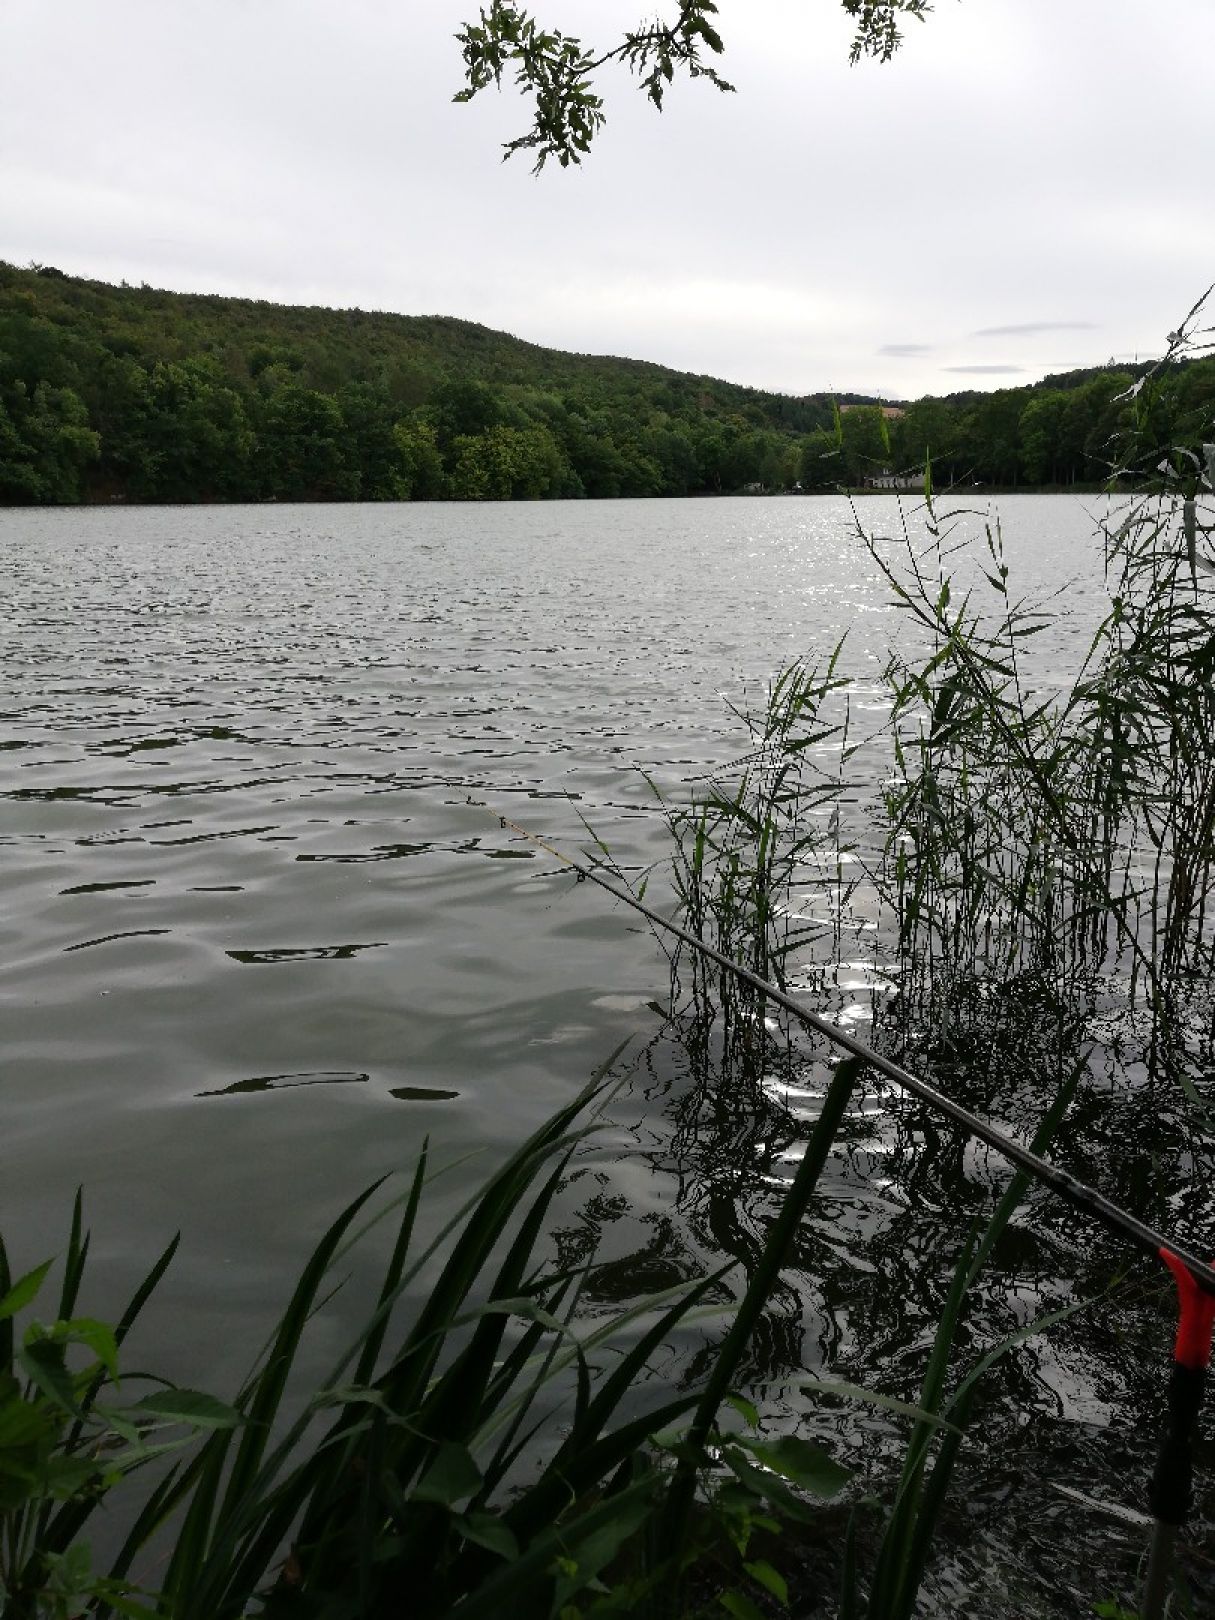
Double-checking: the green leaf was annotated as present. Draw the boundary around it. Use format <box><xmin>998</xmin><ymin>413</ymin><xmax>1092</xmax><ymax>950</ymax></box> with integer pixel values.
<box><xmin>725</xmin><ymin>1393</ymin><xmax>760</xmax><ymax>1430</ymax></box>
<box><xmin>17</xmin><ymin>1340</ymin><xmax>84</xmax><ymax>1418</ymax></box>
<box><xmin>39</xmin><ymin>1451</ymin><xmax>107</xmax><ymax>1499</ymax></box>
<box><xmin>720</xmin><ymin>1450</ymin><xmax>816</xmax><ymax>1524</ymax></box>
<box><xmin>798</xmin><ymin>1379</ymin><xmax>961</xmax><ymax>1433</ymax></box>
<box><xmin>454</xmin><ymin>1510</ymin><xmax>519</xmax><ymax>1560</ymax></box>
<box><xmin>719</xmin><ymin>1592</ymin><xmax>766</xmax><ymax>1620</ymax></box>
<box><xmin>412</xmin><ymin>1441</ymin><xmax>482</xmax><ymax>1506</ymax></box>
<box><xmin>456</xmin><ymin>1296</ymin><xmax>568</xmax><ymax>1335</ymax></box>
<box><xmin>130</xmin><ymin>1388</ymin><xmax>244</xmax><ymax>1430</ymax></box>
<box><xmin>738</xmin><ymin>1434</ymin><xmax>851</xmax><ymax>1499</ymax></box>
<box><xmin>91</xmin><ymin>1585</ymin><xmax>158</xmax><ymax>1620</ymax></box>
<box><xmin>61</xmin><ymin>1317</ymin><xmax>120</xmax><ymax>1381</ymax></box>
<box><xmin>0</xmin><ymin>1383</ymin><xmax>55</xmax><ymax>1448</ymax></box>
<box><xmin>744</xmin><ymin>1559</ymin><xmax>789</xmax><ymax>1605</ymax></box>
<box><xmin>0</xmin><ymin>1260</ymin><xmax>53</xmax><ymax>1320</ymax></box>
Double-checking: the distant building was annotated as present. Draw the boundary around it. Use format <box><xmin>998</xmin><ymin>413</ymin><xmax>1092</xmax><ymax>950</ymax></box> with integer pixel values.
<box><xmin>839</xmin><ymin>403</ymin><xmax>906</xmax><ymax>421</ymax></box>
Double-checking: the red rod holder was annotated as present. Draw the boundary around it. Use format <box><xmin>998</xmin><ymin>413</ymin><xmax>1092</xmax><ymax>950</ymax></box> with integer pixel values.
<box><xmin>1160</xmin><ymin>1248</ymin><xmax>1215</xmax><ymax>1372</ymax></box>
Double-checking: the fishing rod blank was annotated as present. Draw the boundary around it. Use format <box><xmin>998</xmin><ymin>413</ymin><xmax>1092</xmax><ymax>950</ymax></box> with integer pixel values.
<box><xmin>494</xmin><ymin>812</ymin><xmax>1215</xmax><ymax>1297</ymax></box>
<box><xmin>493</xmin><ymin>810</ymin><xmax>1214</xmax><ymax>1618</ymax></box>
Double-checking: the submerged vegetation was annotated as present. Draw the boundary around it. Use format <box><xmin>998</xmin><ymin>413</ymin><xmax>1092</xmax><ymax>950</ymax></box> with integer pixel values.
<box><xmin>2</xmin><ymin>305</ymin><xmax>1214</xmax><ymax>1619</ymax></box>
<box><xmin>3</xmin><ymin>261</ymin><xmax>1215</xmax><ymax>507</ymax></box>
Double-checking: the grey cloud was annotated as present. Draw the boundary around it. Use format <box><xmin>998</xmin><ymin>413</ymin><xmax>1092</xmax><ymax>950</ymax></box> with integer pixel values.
<box><xmin>945</xmin><ymin>365</ymin><xmax>1026</xmax><ymax>375</ymax></box>
<box><xmin>973</xmin><ymin>321</ymin><xmax>1100</xmax><ymax>337</ymax></box>
<box><xmin>1</xmin><ymin>0</ymin><xmax>1210</xmax><ymax>400</ymax></box>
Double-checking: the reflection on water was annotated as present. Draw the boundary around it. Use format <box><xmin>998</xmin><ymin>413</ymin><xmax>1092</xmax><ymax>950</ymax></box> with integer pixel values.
<box><xmin>570</xmin><ymin>985</ymin><xmax>1213</xmax><ymax>1615</ymax></box>
<box><xmin>197</xmin><ymin>1070</ymin><xmax>370</xmax><ymax>1097</ymax></box>
<box><xmin>2</xmin><ymin>496</ymin><xmax>1198</xmax><ymax>1615</ymax></box>
<box><xmin>64</xmin><ymin>926</ymin><xmax>172</xmax><ymax>952</ymax></box>
<box><xmin>225</xmin><ymin>943</ymin><xmax>388</xmax><ymax>963</ymax></box>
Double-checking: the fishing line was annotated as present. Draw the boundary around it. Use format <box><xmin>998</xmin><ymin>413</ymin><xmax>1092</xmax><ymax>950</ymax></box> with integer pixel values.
<box><xmin>492</xmin><ymin>811</ymin><xmax>1215</xmax><ymax>1298</ymax></box>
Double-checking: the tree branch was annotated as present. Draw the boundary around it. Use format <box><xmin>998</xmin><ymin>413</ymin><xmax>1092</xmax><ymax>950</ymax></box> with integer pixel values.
<box><xmin>454</xmin><ymin>1</ymin><xmax>934</xmax><ymax>171</ymax></box>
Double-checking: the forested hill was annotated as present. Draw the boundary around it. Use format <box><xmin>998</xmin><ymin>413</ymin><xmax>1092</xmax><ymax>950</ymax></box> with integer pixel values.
<box><xmin>0</xmin><ymin>262</ymin><xmax>849</xmax><ymax>504</ymax></box>
<box><xmin>2</xmin><ymin>261</ymin><xmax>1213</xmax><ymax>504</ymax></box>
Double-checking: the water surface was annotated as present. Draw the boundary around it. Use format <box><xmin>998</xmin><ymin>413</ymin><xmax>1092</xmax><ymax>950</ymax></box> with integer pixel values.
<box><xmin>6</xmin><ymin>495</ymin><xmax>1182</xmax><ymax>1615</ymax></box>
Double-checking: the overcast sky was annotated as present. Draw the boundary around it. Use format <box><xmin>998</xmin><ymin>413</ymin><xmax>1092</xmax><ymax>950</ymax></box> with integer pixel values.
<box><xmin>3</xmin><ymin>0</ymin><xmax>1213</xmax><ymax>399</ymax></box>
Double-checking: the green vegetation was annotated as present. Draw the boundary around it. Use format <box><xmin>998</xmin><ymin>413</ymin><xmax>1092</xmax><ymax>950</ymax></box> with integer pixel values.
<box><xmin>454</xmin><ymin>1</ymin><xmax>933</xmax><ymax>171</ymax></box>
<box><xmin>648</xmin><ymin>310</ymin><xmax>1215</xmax><ymax>1614</ymax></box>
<box><xmin>0</xmin><ymin>261</ymin><xmax>838</xmax><ymax>506</ymax></box>
<box><xmin>0</xmin><ymin>1054</ymin><xmax>877</xmax><ymax>1619</ymax></box>
<box><xmin>4</xmin><ymin>262</ymin><xmax>1214</xmax><ymax>508</ymax></box>
<box><xmin>4</xmin><ymin>311</ymin><xmax>1210</xmax><ymax>1620</ymax></box>
<box><xmin>804</xmin><ymin>358</ymin><xmax>1215</xmax><ymax>490</ymax></box>
<box><xmin>0</xmin><ymin>1053</ymin><xmax>1081</xmax><ymax>1620</ymax></box>
<box><xmin>670</xmin><ymin>312</ymin><xmax>1215</xmax><ymax>1103</ymax></box>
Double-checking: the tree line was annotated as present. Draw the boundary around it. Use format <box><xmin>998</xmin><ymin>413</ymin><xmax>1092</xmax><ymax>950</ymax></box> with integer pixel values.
<box><xmin>2</xmin><ymin>262</ymin><xmax>1212</xmax><ymax>505</ymax></box>
<box><xmin>806</xmin><ymin>363</ymin><xmax>1215</xmax><ymax>492</ymax></box>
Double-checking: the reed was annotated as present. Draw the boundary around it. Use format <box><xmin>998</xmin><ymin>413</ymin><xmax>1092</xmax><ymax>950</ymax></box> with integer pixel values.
<box><xmin>5</xmin><ymin>301</ymin><xmax>1212</xmax><ymax>1620</ymax></box>
<box><xmin>658</xmin><ymin>646</ymin><xmax>858</xmax><ymax>1081</ymax></box>
<box><xmin>658</xmin><ymin>296</ymin><xmax>1215</xmax><ymax>1614</ymax></box>
<box><xmin>0</xmin><ymin>1055</ymin><xmax>873</xmax><ymax>1620</ymax></box>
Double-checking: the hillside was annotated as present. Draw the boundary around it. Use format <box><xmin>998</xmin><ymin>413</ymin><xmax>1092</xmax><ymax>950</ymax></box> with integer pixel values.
<box><xmin>1</xmin><ymin>262</ymin><xmax>1212</xmax><ymax>503</ymax></box>
<box><xmin>0</xmin><ymin>262</ymin><xmax>851</xmax><ymax>503</ymax></box>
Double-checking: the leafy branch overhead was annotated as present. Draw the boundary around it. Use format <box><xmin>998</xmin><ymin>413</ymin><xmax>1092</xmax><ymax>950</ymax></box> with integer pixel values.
<box><xmin>454</xmin><ymin>1</ymin><xmax>934</xmax><ymax>170</ymax></box>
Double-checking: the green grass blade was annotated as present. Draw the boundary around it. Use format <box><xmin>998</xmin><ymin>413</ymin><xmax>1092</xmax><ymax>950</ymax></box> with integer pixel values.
<box><xmin>57</xmin><ymin>1188</ymin><xmax>87</xmax><ymax>1321</ymax></box>
<box><xmin>448</xmin><ymin>1475</ymin><xmax>662</xmax><ymax>1620</ymax></box>
<box><xmin>353</xmin><ymin>1147</ymin><xmax>427</xmax><ymax>1388</ymax></box>
<box><xmin>662</xmin><ymin>1055</ymin><xmax>861</xmax><ymax>1552</ymax></box>
<box><xmin>0</xmin><ymin>1230</ymin><xmax>11</xmax><ymax>1375</ymax></box>
<box><xmin>216</xmin><ymin>1181</ymin><xmax>385</xmax><ymax>1526</ymax></box>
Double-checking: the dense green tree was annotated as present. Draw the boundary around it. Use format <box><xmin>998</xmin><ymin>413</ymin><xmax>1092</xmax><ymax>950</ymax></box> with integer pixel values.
<box><xmin>1018</xmin><ymin>391</ymin><xmax>1069</xmax><ymax>485</ymax></box>
<box><xmin>0</xmin><ymin>379</ymin><xmax>98</xmax><ymax>503</ymax></box>
<box><xmin>256</xmin><ymin>386</ymin><xmax>358</xmax><ymax>501</ymax></box>
<box><xmin>428</xmin><ymin>378</ymin><xmax>504</xmax><ymax>446</ymax></box>
<box><xmin>1</xmin><ymin>262</ymin><xmax>1212</xmax><ymax>506</ymax></box>
<box><xmin>128</xmin><ymin>359</ymin><xmax>254</xmax><ymax>501</ymax></box>
<box><xmin>447</xmin><ymin>423</ymin><xmax>571</xmax><ymax>499</ymax></box>
<box><xmin>393</xmin><ymin>420</ymin><xmax>447</xmax><ymax>499</ymax></box>
<box><xmin>800</xmin><ymin>426</ymin><xmax>842</xmax><ymax>489</ymax></box>
<box><xmin>559</xmin><ymin>411</ymin><xmax>659</xmax><ymax>497</ymax></box>
<box><xmin>337</xmin><ymin>382</ymin><xmax>410</xmax><ymax>500</ymax></box>
<box><xmin>961</xmin><ymin>390</ymin><xmax>1024</xmax><ymax>485</ymax></box>
<box><xmin>1078</xmin><ymin>373</ymin><xmax>1133</xmax><ymax>479</ymax></box>
<box><xmin>651</xmin><ymin>420</ymin><xmax>700</xmax><ymax>495</ymax></box>
<box><xmin>838</xmin><ymin>405</ymin><xmax>889</xmax><ymax>484</ymax></box>
<box><xmin>693</xmin><ymin>423</ymin><xmax>729</xmax><ymax>491</ymax></box>
<box><xmin>890</xmin><ymin>397</ymin><xmax>956</xmax><ymax>480</ymax></box>
<box><xmin>0</xmin><ymin>396</ymin><xmax>44</xmax><ymax>501</ymax></box>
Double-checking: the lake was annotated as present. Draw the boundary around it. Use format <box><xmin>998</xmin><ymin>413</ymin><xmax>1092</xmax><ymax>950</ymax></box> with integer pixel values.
<box><xmin>0</xmin><ymin>494</ymin><xmax>1185</xmax><ymax>1614</ymax></box>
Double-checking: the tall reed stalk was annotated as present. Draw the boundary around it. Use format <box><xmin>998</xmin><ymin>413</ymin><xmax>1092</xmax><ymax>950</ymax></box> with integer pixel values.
<box><xmin>659</xmin><ymin>294</ymin><xmax>1215</xmax><ymax>1614</ymax></box>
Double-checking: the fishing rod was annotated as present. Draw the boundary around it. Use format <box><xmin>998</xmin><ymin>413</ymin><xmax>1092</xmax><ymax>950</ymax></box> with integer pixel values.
<box><xmin>494</xmin><ymin>809</ymin><xmax>1214</xmax><ymax>1619</ymax></box>
<box><xmin>494</xmin><ymin>811</ymin><xmax>1215</xmax><ymax>1297</ymax></box>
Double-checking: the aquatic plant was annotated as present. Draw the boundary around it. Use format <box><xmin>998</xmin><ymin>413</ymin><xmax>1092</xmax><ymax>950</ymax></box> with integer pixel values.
<box><xmin>659</xmin><ymin>647</ymin><xmax>858</xmax><ymax>1080</ymax></box>
<box><xmin>0</xmin><ymin>1054</ymin><xmax>878</xmax><ymax>1619</ymax></box>
<box><xmin>656</xmin><ymin>296</ymin><xmax>1215</xmax><ymax>1614</ymax></box>
<box><xmin>0</xmin><ymin>1197</ymin><xmax>240</xmax><ymax>1619</ymax></box>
